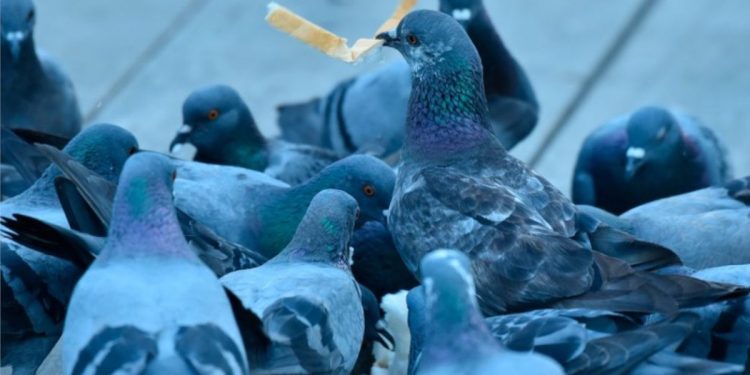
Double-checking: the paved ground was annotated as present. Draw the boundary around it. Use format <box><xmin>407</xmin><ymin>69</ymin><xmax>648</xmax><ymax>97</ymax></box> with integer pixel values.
<box><xmin>33</xmin><ymin>0</ymin><xmax>750</xmax><ymax>195</ymax></box>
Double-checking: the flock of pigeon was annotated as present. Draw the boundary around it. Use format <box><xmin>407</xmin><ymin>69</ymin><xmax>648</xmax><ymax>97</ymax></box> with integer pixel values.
<box><xmin>1</xmin><ymin>0</ymin><xmax>749</xmax><ymax>374</ymax></box>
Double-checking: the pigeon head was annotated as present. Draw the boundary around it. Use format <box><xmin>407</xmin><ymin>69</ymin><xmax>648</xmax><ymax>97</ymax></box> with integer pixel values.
<box><xmin>63</xmin><ymin>123</ymin><xmax>139</xmax><ymax>183</ymax></box>
<box><xmin>106</xmin><ymin>153</ymin><xmax>189</xmax><ymax>257</ymax></box>
<box><xmin>171</xmin><ymin>84</ymin><xmax>264</xmax><ymax>155</ymax></box>
<box><xmin>303</xmin><ymin>155</ymin><xmax>395</xmax><ymax>226</ymax></box>
<box><xmin>624</xmin><ymin>106</ymin><xmax>682</xmax><ymax>180</ymax></box>
<box><xmin>1</xmin><ymin>0</ymin><xmax>35</xmax><ymax>62</ymax></box>
<box><xmin>438</xmin><ymin>0</ymin><xmax>484</xmax><ymax>26</ymax></box>
<box><xmin>377</xmin><ymin>10</ymin><xmax>482</xmax><ymax>76</ymax></box>
<box><xmin>420</xmin><ymin>249</ymin><xmax>480</xmax><ymax>323</ymax></box>
<box><xmin>377</xmin><ymin>10</ymin><xmax>490</xmax><ymax>159</ymax></box>
<box><xmin>276</xmin><ymin>189</ymin><xmax>359</xmax><ymax>268</ymax></box>
<box><xmin>417</xmin><ymin>250</ymin><xmax>500</xmax><ymax>367</ymax></box>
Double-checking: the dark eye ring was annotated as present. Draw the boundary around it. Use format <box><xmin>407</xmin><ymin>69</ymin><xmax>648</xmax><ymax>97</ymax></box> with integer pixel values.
<box><xmin>128</xmin><ymin>146</ymin><xmax>138</xmax><ymax>155</ymax></box>
<box><xmin>406</xmin><ymin>34</ymin><xmax>419</xmax><ymax>45</ymax></box>
<box><xmin>27</xmin><ymin>10</ymin><xmax>35</xmax><ymax>21</ymax></box>
<box><xmin>207</xmin><ymin>109</ymin><xmax>220</xmax><ymax>120</ymax></box>
<box><xmin>363</xmin><ymin>184</ymin><xmax>375</xmax><ymax>197</ymax></box>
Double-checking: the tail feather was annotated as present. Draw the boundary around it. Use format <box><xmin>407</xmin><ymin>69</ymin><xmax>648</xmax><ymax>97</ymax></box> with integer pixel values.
<box><xmin>565</xmin><ymin>314</ymin><xmax>699</xmax><ymax>375</ymax></box>
<box><xmin>277</xmin><ymin>98</ymin><xmax>324</xmax><ymax>147</ymax></box>
<box><xmin>1</xmin><ymin>214</ymin><xmax>98</xmax><ymax>268</ymax></box>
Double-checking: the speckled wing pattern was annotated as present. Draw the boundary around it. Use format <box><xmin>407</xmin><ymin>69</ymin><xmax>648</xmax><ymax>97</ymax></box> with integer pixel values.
<box><xmin>391</xmin><ymin>151</ymin><xmax>594</xmax><ymax>314</ymax></box>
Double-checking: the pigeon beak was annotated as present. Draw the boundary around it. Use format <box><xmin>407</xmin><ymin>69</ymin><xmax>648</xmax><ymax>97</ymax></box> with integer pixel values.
<box><xmin>5</xmin><ymin>31</ymin><xmax>26</xmax><ymax>61</ymax></box>
<box><xmin>169</xmin><ymin>124</ymin><xmax>193</xmax><ymax>153</ymax></box>
<box><xmin>624</xmin><ymin>147</ymin><xmax>646</xmax><ymax>180</ymax></box>
<box><xmin>375</xmin><ymin>28</ymin><xmax>399</xmax><ymax>47</ymax></box>
<box><xmin>451</xmin><ymin>8</ymin><xmax>473</xmax><ymax>27</ymax></box>
<box><xmin>375</xmin><ymin>324</ymin><xmax>395</xmax><ymax>351</ymax></box>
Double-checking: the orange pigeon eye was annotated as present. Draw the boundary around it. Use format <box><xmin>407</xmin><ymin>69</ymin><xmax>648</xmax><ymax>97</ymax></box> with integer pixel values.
<box><xmin>406</xmin><ymin>34</ymin><xmax>419</xmax><ymax>45</ymax></box>
<box><xmin>128</xmin><ymin>146</ymin><xmax>138</xmax><ymax>155</ymax></box>
<box><xmin>363</xmin><ymin>184</ymin><xmax>376</xmax><ymax>197</ymax></box>
<box><xmin>207</xmin><ymin>109</ymin><xmax>220</xmax><ymax>121</ymax></box>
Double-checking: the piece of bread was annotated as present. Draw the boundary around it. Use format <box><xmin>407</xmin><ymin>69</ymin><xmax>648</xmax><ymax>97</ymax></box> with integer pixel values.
<box><xmin>266</xmin><ymin>0</ymin><xmax>416</xmax><ymax>63</ymax></box>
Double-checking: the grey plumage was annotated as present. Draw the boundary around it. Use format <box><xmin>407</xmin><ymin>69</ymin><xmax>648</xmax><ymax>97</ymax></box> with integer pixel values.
<box><xmin>578</xmin><ymin>176</ymin><xmax>750</xmax><ymax>269</ymax></box>
<box><xmin>0</xmin><ymin>124</ymin><xmax>137</xmax><ymax>374</ymax></box>
<box><xmin>3</xmin><ymin>145</ymin><xmax>268</xmax><ymax>278</ymax></box>
<box><xmin>62</xmin><ymin>153</ymin><xmax>248</xmax><ymax>374</ymax></box>
<box><xmin>1</xmin><ymin>0</ymin><xmax>81</xmax><ymax>138</ymax></box>
<box><xmin>220</xmin><ymin>189</ymin><xmax>364</xmax><ymax>374</ymax></box>
<box><xmin>174</xmin><ymin>154</ymin><xmax>395</xmax><ymax>258</ymax></box>
<box><xmin>383</xmin><ymin>10</ymin><xmax>745</xmax><ymax>317</ymax></box>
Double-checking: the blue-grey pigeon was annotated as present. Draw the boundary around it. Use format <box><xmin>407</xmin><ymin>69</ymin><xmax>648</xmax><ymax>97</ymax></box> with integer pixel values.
<box><xmin>62</xmin><ymin>153</ymin><xmax>249</xmax><ymax>374</ymax></box>
<box><xmin>220</xmin><ymin>189</ymin><xmax>364</xmax><ymax>374</ymax></box>
<box><xmin>277</xmin><ymin>0</ymin><xmax>537</xmax><ymax>157</ymax></box>
<box><xmin>572</xmin><ymin>106</ymin><xmax>732</xmax><ymax>214</ymax></box>
<box><xmin>170</xmin><ymin>84</ymin><xmax>340</xmax><ymax>185</ymax></box>
<box><xmin>1</xmin><ymin>0</ymin><xmax>81</xmax><ymax>138</ymax></box>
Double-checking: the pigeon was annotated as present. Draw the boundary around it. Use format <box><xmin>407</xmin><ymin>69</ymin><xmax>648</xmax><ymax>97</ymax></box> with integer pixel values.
<box><xmin>572</xmin><ymin>106</ymin><xmax>732</xmax><ymax>214</ymax></box>
<box><xmin>170</xmin><ymin>84</ymin><xmax>339</xmax><ymax>185</ymax></box>
<box><xmin>220</xmin><ymin>189</ymin><xmax>365</xmax><ymax>374</ymax></box>
<box><xmin>278</xmin><ymin>0</ymin><xmax>537</xmax><ymax>157</ymax></box>
<box><xmin>174</xmin><ymin>154</ymin><xmax>395</xmax><ymax>258</ymax></box>
<box><xmin>408</xmin><ymin>277</ymin><xmax>742</xmax><ymax>375</ymax></box>
<box><xmin>380</xmin><ymin>10</ymin><xmax>746</xmax><ymax>316</ymax></box>
<box><xmin>62</xmin><ymin>153</ymin><xmax>249</xmax><ymax>374</ymax></box>
<box><xmin>1</xmin><ymin>0</ymin><xmax>81</xmax><ymax>138</ymax></box>
<box><xmin>0</xmin><ymin>124</ymin><xmax>137</xmax><ymax>373</ymax></box>
<box><xmin>409</xmin><ymin>249</ymin><xmax>563</xmax><ymax>375</ymax></box>
<box><xmin>351</xmin><ymin>220</ymin><xmax>418</xmax><ymax>300</ymax></box>
<box><xmin>577</xmin><ymin>175</ymin><xmax>750</xmax><ymax>269</ymax></box>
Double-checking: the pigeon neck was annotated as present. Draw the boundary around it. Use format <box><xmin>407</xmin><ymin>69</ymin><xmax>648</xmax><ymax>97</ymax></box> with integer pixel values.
<box><xmin>273</xmin><ymin>215</ymin><xmax>352</xmax><ymax>270</ymax></box>
<box><xmin>424</xmin><ymin>285</ymin><xmax>498</xmax><ymax>354</ymax></box>
<box><xmin>404</xmin><ymin>64</ymin><xmax>494</xmax><ymax>161</ymax></box>
<box><xmin>104</xmin><ymin>175</ymin><xmax>191</xmax><ymax>260</ymax></box>
<box><xmin>1</xmin><ymin>37</ymin><xmax>44</xmax><ymax>89</ymax></box>
<box><xmin>221</xmin><ymin>137</ymin><xmax>269</xmax><ymax>172</ymax></box>
<box><xmin>255</xmin><ymin>186</ymin><xmax>313</xmax><ymax>257</ymax></box>
<box><xmin>465</xmin><ymin>7</ymin><xmax>529</xmax><ymax>100</ymax></box>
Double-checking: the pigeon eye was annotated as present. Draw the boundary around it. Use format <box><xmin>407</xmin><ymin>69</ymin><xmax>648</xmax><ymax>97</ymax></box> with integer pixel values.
<box><xmin>27</xmin><ymin>10</ymin><xmax>35</xmax><ymax>21</ymax></box>
<box><xmin>207</xmin><ymin>109</ymin><xmax>220</xmax><ymax>121</ymax></box>
<box><xmin>406</xmin><ymin>34</ymin><xmax>419</xmax><ymax>46</ymax></box>
<box><xmin>127</xmin><ymin>146</ymin><xmax>138</xmax><ymax>155</ymax></box>
<box><xmin>363</xmin><ymin>184</ymin><xmax>376</xmax><ymax>197</ymax></box>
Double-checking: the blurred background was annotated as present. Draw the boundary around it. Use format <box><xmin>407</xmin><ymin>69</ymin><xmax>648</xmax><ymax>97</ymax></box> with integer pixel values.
<box><xmin>33</xmin><ymin>0</ymin><xmax>749</xmax><ymax>193</ymax></box>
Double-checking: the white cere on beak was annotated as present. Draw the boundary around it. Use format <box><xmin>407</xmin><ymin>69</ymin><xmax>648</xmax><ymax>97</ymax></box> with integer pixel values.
<box><xmin>626</xmin><ymin>147</ymin><xmax>646</xmax><ymax>159</ymax></box>
<box><xmin>387</xmin><ymin>28</ymin><xmax>397</xmax><ymax>39</ymax></box>
<box><xmin>452</xmin><ymin>9</ymin><xmax>472</xmax><ymax>21</ymax></box>
<box><xmin>177</xmin><ymin>124</ymin><xmax>193</xmax><ymax>134</ymax></box>
<box><xmin>5</xmin><ymin>31</ymin><xmax>26</xmax><ymax>42</ymax></box>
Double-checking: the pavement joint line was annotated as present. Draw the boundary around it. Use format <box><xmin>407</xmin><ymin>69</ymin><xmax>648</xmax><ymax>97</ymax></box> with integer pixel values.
<box><xmin>83</xmin><ymin>0</ymin><xmax>211</xmax><ymax>122</ymax></box>
<box><xmin>528</xmin><ymin>0</ymin><xmax>659</xmax><ymax>168</ymax></box>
